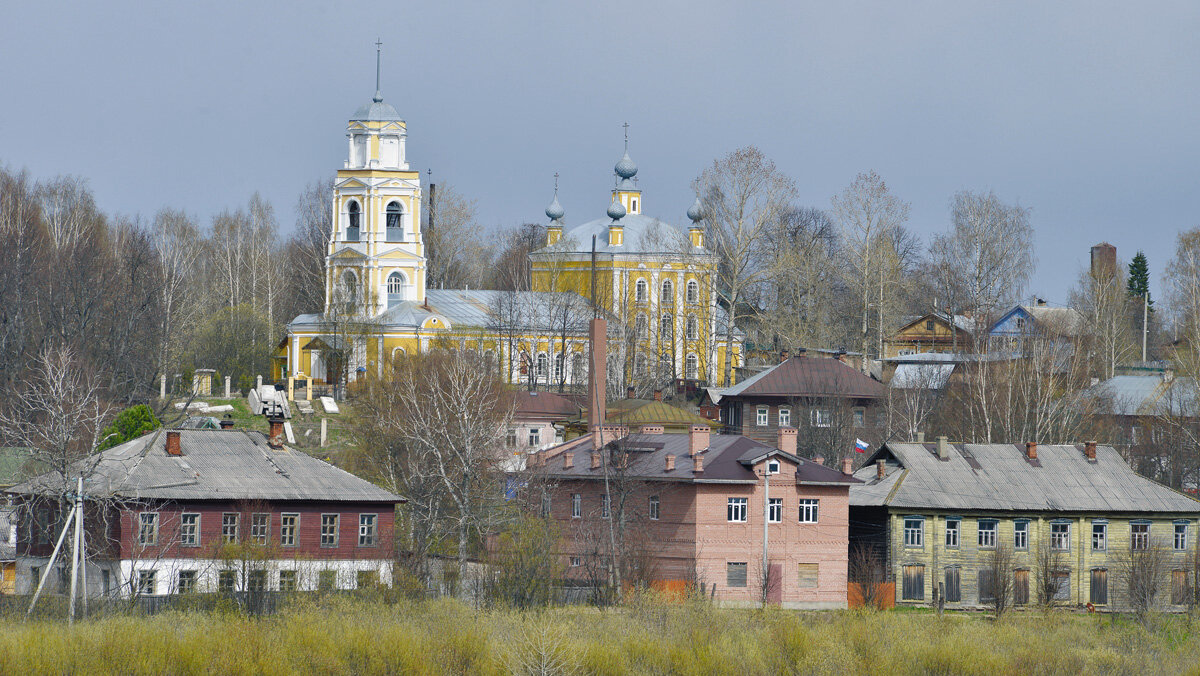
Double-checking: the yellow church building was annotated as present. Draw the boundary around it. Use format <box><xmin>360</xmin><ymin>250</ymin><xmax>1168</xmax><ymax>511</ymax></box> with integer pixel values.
<box><xmin>280</xmin><ymin>75</ymin><xmax>742</xmax><ymax>393</ymax></box>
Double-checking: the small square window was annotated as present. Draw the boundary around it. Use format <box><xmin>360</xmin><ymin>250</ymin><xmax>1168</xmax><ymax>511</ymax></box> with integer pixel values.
<box><xmin>177</xmin><ymin>570</ymin><xmax>196</xmax><ymax>594</ymax></box>
<box><xmin>278</xmin><ymin>570</ymin><xmax>297</xmax><ymax>592</ymax></box>
<box><xmin>247</xmin><ymin>570</ymin><xmax>268</xmax><ymax>592</ymax></box>
<box><xmin>569</xmin><ymin>556</ymin><xmax>582</xmax><ymax>567</ymax></box>
<box><xmin>218</xmin><ymin>570</ymin><xmax>237</xmax><ymax>593</ymax></box>
<box><xmin>797</xmin><ymin>563</ymin><xmax>818</xmax><ymax>588</ymax></box>
<box><xmin>136</xmin><ymin>570</ymin><xmax>156</xmax><ymax>596</ymax></box>
<box><xmin>767</xmin><ymin>460</ymin><xmax>780</xmax><ymax>474</ymax></box>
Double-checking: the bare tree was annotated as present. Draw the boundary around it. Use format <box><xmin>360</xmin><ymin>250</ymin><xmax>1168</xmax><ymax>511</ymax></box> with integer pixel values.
<box><xmin>696</xmin><ymin>147</ymin><xmax>798</xmax><ymax>383</ymax></box>
<box><xmin>1033</xmin><ymin>540</ymin><xmax>1067</xmax><ymax>609</ymax></box>
<box><xmin>151</xmin><ymin>209</ymin><xmax>200</xmax><ymax>380</ymax></box>
<box><xmin>1117</xmin><ymin>535</ymin><xmax>1170</xmax><ymax>626</ymax></box>
<box><xmin>981</xmin><ymin>544</ymin><xmax>1016</xmax><ymax>618</ymax></box>
<box><xmin>848</xmin><ymin>541</ymin><xmax>888</xmax><ymax>610</ymax></box>
<box><xmin>423</xmin><ymin>183</ymin><xmax>491</xmax><ymax>291</ymax></box>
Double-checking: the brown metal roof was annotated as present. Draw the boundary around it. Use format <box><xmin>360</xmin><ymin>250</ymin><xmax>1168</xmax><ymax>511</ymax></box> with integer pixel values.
<box><xmin>723</xmin><ymin>356</ymin><xmax>885</xmax><ymax>399</ymax></box>
<box><xmin>509</xmin><ymin>390</ymin><xmax>582</xmax><ymax>419</ymax></box>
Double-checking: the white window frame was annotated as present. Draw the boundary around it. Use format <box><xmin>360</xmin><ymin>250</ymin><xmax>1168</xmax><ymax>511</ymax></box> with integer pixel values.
<box><xmin>138</xmin><ymin>512</ymin><xmax>158</xmax><ymax>546</ymax></box>
<box><xmin>778</xmin><ymin>408</ymin><xmax>791</xmax><ymax>427</ymax></box>
<box><xmin>180</xmin><ymin>513</ymin><xmax>200</xmax><ymax>547</ymax></box>
<box><xmin>686</xmin><ymin>279</ymin><xmax>699</xmax><ymax>304</ymax></box>
<box><xmin>505</xmin><ymin>428</ymin><xmax>517</xmax><ymax>448</ymax></box>
<box><xmin>978</xmin><ymin>520</ymin><xmax>998</xmax><ymax>549</ymax></box>
<box><xmin>811</xmin><ymin>409</ymin><xmax>832</xmax><ymax>428</ymax></box>
<box><xmin>767</xmin><ymin>459</ymin><xmax>780</xmax><ymax>474</ymax></box>
<box><xmin>251</xmin><ymin>512</ymin><xmax>270</xmax><ymax>545</ymax></box>
<box><xmin>635</xmin><ymin>279</ymin><xmax>648</xmax><ymax>302</ymax></box>
<box><xmin>571</xmin><ymin>493</ymin><xmax>581</xmax><ymax>519</ymax></box>
<box><xmin>649</xmin><ymin>495</ymin><xmax>660</xmax><ymax>521</ymax></box>
<box><xmin>756</xmin><ymin>407</ymin><xmax>769</xmax><ymax>427</ymax></box>
<box><xmin>1131</xmin><ymin>522</ymin><xmax>1150</xmax><ymax>551</ymax></box>
<box><xmin>727</xmin><ymin>497</ymin><xmax>748</xmax><ymax>523</ymax></box>
<box><xmin>799</xmin><ymin>499</ymin><xmax>819</xmax><ymax>524</ymax></box>
<box><xmin>1014</xmin><ymin>521</ymin><xmax>1029</xmax><ymax>550</ymax></box>
<box><xmin>177</xmin><ymin>569</ymin><xmax>196</xmax><ymax>594</ymax></box>
<box><xmin>359</xmin><ymin>513</ymin><xmax>378</xmax><ymax>547</ymax></box>
<box><xmin>136</xmin><ymin>569</ymin><xmax>156</xmax><ymax>596</ymax></box>
<box><xmin>904</xmin><ymin>518</ymin><xmax>924</xmax><ymax>547</ymax></box>
<box><xmin>1175</xmin><ymin>523</ymin><xmax>1189</xmax><ymax>551</ymax></box>
<box><xmin>768</xmin><ymin>498</ymin><xmax>782</xmax><ymax>523</ymax></box>
<box><xmin>601</xmin><ymin>494</ymin><xmax>610</xmax><ymax>519</ymax></box>
<box><xmin>1092</xmin><ymin>522</ymin><xmax>1107</xmax><ymax>552</ymax></box>
<box><xmin>528</xmin><ymin>427</ymin><xmax>541</xmax><ymax>447</ymax></box>
<box><xmin>221</xmin><ymin>512</ymin><xmax>239</xmax><ymax>543</ymax></box>
<box><xmin>945</xmin><ymin>519</ymin><xmax>960</xmax><ymax>548</ymax></box>
<box><xmin>1050</xmin><ymin>522</ymin><xmax>1071</xmax><ymax>551</ymax></box>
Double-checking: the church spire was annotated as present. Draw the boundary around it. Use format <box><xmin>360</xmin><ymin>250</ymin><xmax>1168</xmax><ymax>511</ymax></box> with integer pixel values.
<box><xmin>373</xmin><ymin>38</ymin><xmax>383</xmax><ymax>103</ymax></box>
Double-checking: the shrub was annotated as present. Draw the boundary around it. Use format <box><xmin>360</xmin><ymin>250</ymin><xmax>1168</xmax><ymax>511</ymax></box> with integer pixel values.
<box><xmin>97</xmin><ymin>404</ymin><xmax>160</xmax><ymax>451</ymax></box>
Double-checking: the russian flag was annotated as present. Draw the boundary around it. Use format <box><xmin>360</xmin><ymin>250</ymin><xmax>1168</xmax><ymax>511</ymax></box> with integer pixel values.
<box><xmin>854</xmin><ymin>438</ymin><xmax>870</xmax><ymax>453</ymax></box>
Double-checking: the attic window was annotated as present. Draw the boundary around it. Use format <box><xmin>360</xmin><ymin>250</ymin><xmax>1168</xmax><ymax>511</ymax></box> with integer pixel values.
<box><xmin>925</xmin><ymin>320</ymin><xmax>934</xmax><ymax>331</ymax></box>
<box><xmin>767</xmin><ymin>460</ymin><xmax>780</xmax><ymax>474</ymax></box>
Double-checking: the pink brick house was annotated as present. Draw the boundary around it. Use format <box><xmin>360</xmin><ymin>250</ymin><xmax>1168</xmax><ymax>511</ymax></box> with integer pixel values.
<box><xmin>531</xmin><ymin>424</ymin><xmax>859</xmax><ymax>608</ymax></box>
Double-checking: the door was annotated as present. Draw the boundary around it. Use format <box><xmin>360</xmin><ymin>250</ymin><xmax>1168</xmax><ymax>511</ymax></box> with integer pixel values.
<box><xmin>767</xmin><ymin>563</ymin><xmax>783</xmax><ymax>605</ymax></box>
<box><xmin>1014</xmin><ymin>569</ymin><xmax>1029</xmax><ymax>605</ymax></box>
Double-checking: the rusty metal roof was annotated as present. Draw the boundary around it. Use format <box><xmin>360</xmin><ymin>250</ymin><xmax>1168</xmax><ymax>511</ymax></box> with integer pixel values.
<box><xmin>722</xmin><ymin>356</ymin><xmax>885</xmax><ymax>399</ymax></box>
<box><xmin>510</xmin><ymin>390</ymin><xmax>582</xmax><ymax>419</ymax></box>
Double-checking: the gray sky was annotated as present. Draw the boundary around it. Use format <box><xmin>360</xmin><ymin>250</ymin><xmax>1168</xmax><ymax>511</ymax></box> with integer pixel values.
<box><xmin>3</xmin><ymin>1</ymin><xmax>1198</xmax><ymax>303</ymax></box>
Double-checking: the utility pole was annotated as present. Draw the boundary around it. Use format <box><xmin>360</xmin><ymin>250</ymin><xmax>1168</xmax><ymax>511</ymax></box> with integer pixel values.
<box><xmin>1142</xmin><ymin>293</ymin><xmax>1149</xmax><ymax>362</ymax></box>
<box><xmin>761</xmin><ymin>467</ymin><xmax>770</xmax><ymax>608</ymax></box>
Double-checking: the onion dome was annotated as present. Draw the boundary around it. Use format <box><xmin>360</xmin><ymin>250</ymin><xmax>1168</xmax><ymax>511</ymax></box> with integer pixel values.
<box><xmin>614</xmin><ymin>150</ymin><xmax>638</xmax><ymax>180</ymax></box>
<box><xmin>607</xmin><ymin>196</ymin><xmax>627</xmax><ymax>221</ymax></box>
<box><xmin>545</xmin><ymin>195</ymin><xmax>565</xmax><ymax>222</ymax></box>
<box><xmin>687</xmin><ymin>196</ymin><xmax>704</xmax><ymax>223</ymax></box>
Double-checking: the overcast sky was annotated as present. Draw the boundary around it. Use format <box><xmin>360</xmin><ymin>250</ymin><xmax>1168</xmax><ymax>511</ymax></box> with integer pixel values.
<box><xmin>3</xmin><ymin>2</ymin><xmax>1197</xmax><ymax>303</ymax></box>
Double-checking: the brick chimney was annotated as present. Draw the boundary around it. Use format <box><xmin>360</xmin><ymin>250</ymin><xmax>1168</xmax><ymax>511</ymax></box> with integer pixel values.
<box><xmin>777</xmin><ymin>427</ymin><xmax>797</xmax><ymax>456</ymax></box>
<box><xmin>1025</xmin><ymin>441</ymin><xmax>1038</xmax><ymax>460</ymax></box>
<box><xmin>587</xmin><ymin>318</ymin><xmax>607</xmax><ymax>450</ymax></box>
<box><xmin>165</xmin><ymin>430</ymin><xmax>182</xmax><ymax>456</ymax></box>
<box><xmin>219</xmin><ymin>418</ymin><xmax>235</xmax><ymax>430</ymax></box>
<box><xmin>841</xmin><ymin>457</ymin><xmax>853</xmax><ymax>475</ymax></box>
<box><xmin>653</xmin><ymin>389</ymin><xmax>663</xmax><ymax>402</ymax></box>
<box><xmin>268</xmin><ymin>418</ymin><xmax>284</xmax><ymax>449</ymax></box>
<box><xmin>640</xmin><ymin>424</ymin><xmax>664</xmax><ymax>435</ymax></box>
<box><xmin>936</xmin><ymin>435</ymin><xmax>950</xmax><ymax>461</ymax></box>
<box><xmin>665</xmin><ymin>454</ymin><xmax>675</xmax><ymax>471</ymax></box>
<box><xmin>563</xmin><ymin>452</ymin><xmax>574</xmax><ymax>469</ymax></box>
<box><xmin>813</xmin><ymin>456</ymin><xmax>825</xmax><ymax>466</ymax></box>
<box><xmin>692</xmin><ymin>454</ymin><xmax>704</xmax><ymax>473</ymax></box>
<box><xmin>780</xmin><ymin>349</ymin><xmax>790</xmax><ymax>363</ymax></box>
<box><xmin>591</xmin><ymin>451</ymin><xmax>601</xmax><ymax>469</ymax></box>
<box><xmin>626</xmin><ymin>386</ymin><xmax>636</xmax><ymax>399</ymax></box>
<box><xmin>601</xmin><ymin>425</ymin><xmax>628</xmax><ymax>446</ymax></box>
<box><xmin>876</xmin><ymin>459</ymin><xmax>886</xmax><ymax>480</ymax></box>
<box><xmin>688</xmin><ymin>424</ymin><xmax>710</xmax><ymax>456</ymax></box>
<box><xmin>1084</xmin><ymin>441</ymin><xmax>1097</xmax><ymax>461</ymax></box>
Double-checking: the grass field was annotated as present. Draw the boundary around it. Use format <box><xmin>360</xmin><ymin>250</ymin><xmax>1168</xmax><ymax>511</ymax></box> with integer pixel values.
<box><xmin>4</xmin><ymin>596</ymin><xmax>1200</xmax><ymax>675</ymax></box>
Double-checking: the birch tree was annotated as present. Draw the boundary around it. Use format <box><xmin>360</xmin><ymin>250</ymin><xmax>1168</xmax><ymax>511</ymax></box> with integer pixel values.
<box><xmin>152</xmin><ymin>209</ymin><xmax>200</xmax><ymax>379</ymax></box>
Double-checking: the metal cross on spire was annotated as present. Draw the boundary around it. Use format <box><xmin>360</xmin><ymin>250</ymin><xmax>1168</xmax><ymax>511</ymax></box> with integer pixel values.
<box><xmin>553</xmin><ymin>172</ymin><xmax>560</xmax><ymax>195</ymax></box>
<box><xmin>622</xmin><ymin>121</ymin><xmax>630</xmax><ymax>150</ymax></box>
<box><xmin>373</xmin><ymin>38</ymin><xmax>383</xmax><ymax>102</ymax></box>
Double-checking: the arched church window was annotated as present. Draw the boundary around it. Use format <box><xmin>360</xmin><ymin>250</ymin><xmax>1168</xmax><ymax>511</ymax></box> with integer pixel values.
<box><xmin>661</xmin><ymin>279</ymin><xmax>674</xmax><ymax>304</ymax></box>
<box><xmin>571</xmin><ymin>351</ymin><xmax>585</xmax><ymax>382</ymax></box>
<box><xmin>554</xmin><ymin>353</ymin><xmax>565</xmax><ymax>381</ymax></box>
<box><xmin>536</xmin><ymin>353</ymin><xmax>549</xmax><ymax>382</ymax></box>
<box><xmin>686</xmin><ymin>279</ymin><xmax>699</xmax><ymax>304</ymax></box>
<box><xmin>635</xmin><ymin>279</ymin><xmax>648</xmax><ymax>303</ymax></box>
<box><xmin>661</xmin><ymin>314</ymin><xmax>673</xmax><ymax>342</ymax></box>
<box><xmin>635</xmin><ymin>314</ymin><xmax>648</xmax><ymax>339</ymax></box>
<box><xmin>686</xmin><ymin>353</ymin><xmax>699</xmax><ymax>380</ymax></box>
<box><xmin>387</xmin><ymin>272</ymin><xmax>406</xmax><ymax>309</ymax></box>
<box><xmin>687</xmin><ymin>315</ymin><xmax>699</xmax><ymax>340</ymax></box>
<box><xmin>386</xmin><ymin>202</ymin><xmax>403</xmax><ymax>242</ymax></box>
<box><xmin>342</xmin><ymin>271</ymin><xmax>358</xmax><ymax>314</ymax></box>
<box><xmin>346</xmin><ymin>201</ymin><xmax>361</xmax><ymax>242</ymax></box>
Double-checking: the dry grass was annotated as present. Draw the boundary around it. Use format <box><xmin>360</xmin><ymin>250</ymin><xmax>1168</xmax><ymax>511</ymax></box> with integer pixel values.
<box><xmin>4</xmin><ymin>595</ymin><xmax>1200</xmax><ymax>675</ymax></box>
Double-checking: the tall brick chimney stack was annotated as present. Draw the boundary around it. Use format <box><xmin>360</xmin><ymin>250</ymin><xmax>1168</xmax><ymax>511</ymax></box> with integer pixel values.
<box><xmin>653</xmin><ymin>389</ymin><xmax>663</xmax><ymax>402</ymax></box>
<box><xmin>587</xmin><ymin>318</ymin><xmax>607</xmax><ymax>450</ymax></box>
<box><xmin>268</xmin><ymin>418</ymin><xmax>285</xmax><ymax>449</ymax></box>
<box><xmin>777</xmin><ymin>427</ymin><xmax>797</xmax><ymax>456</ymax></box>
<box><xmin>165</xmin><ymin>430</ymin><xmax>182</xmax><ymax>456</ymax></box>
<box><xmin>1084</xmin><ymin>441</ymin><xmax>1098</xmax><ymax>461</ymax></box>
<box><xmin>688</xmin><ymin>424</ymin><xmax>710</xmax><ymax>456</ymax></box>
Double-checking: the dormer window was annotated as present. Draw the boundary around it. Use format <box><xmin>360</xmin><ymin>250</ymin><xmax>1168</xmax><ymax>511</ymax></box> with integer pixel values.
<box><xmin>346</xmin><ymin>201</ymin><xmax>361</xmax><ymax>242</ymax></box>
<box><xmin>386</xmin><ymin>202</ymin><xmax>403</xmax><ymax>242</ymax></box>
<box><xmin>767</xmin><ymin>460</ymin><xmax>780</xmax><ymax>474</ymax></box>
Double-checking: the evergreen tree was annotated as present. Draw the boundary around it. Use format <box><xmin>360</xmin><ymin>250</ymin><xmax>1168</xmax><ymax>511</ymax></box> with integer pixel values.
<box><xmin>1127</xmin><ymin>251</ymin><xmax>1154</xmax><ymax>309</ymax></box>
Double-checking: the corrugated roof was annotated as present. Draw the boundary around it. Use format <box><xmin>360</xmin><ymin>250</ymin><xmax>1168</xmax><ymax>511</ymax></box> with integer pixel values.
<box><xmin>851</xmin><ymin>442</ymin><xmax>1200</xmax><ymax>514</ymax></box>
<box><xmin>607</xmin><ymin>401</ymin><xmax>722</xmax><ymax>429</ymax></box>
<box><xmin>722</xmin><ymin>356</ymin><xmax>884</xmax><ymax>399</ymax></box>
<box><xmin>1088</xmin><ymin>375</ymin><xmax>1198</xmax><ymax>417</ymax></box>
<box><xmin>6</xmin><ymin>430</ymin><xmax>402</xmax><ymax>503</ymax></box>
<box><xmin>890</xmin><ymin>363</ymin><xmax>955</xmax><ymax>389</ymax></box>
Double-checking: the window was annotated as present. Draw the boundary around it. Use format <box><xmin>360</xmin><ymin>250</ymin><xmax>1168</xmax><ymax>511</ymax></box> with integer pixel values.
<box><xmin>505</xmin><ymin>428</ymin><xmax>517</xmax><ymax>448</ymax></box>
<box><xmin>925</xmin><ymin>319</ymin><xmax>935</xmax><ymax>332</ymax></box>
<box><xmin>778</xmin><ymin>408</ymin><xmax>791</xmax><ymax>427</ymax></box>
<box><xmin>686</xmin><ymin>279</ymin><xmax>699</xmax><ymax>304</ymax></box>
<box><xmin>569</xmin><ymin>556</ymin><xmax>582</xmax><ymax>568</ymax></box>
<box><xmin>660</xmin><ymin>314</ymin><xmax>673</xmax><ymax>341</ymax></box>
<box><xmin>768</xmin><ymin>498</ymin><xmax>782</xmax><ymax>523</ymax></box>
<box><xmin>799</xmin><ymin>499</ymin><xmax>819</xmax><ymax>523</ymax></box>
<box><xmin>248</xmin><ymin>570</ymin><xmax>267</xmax><ymax>592</ymax></box>
<box><xmin>978</xmin><ymin>520</ymin><xmax>998</xmax><ymax>548</ymax></box>
<box><xmin>1173</xmin><ymin>570</ymin><xmax>1191</xmax><ymax>605</ymax></box>
<box><xmin>222</xmin><ymin>513</ymin><xmax>240</xmax><ymax>543</ymax></box>
<box><xmin>1050</xmin><ymin>522</ymin><xmax>1071</xmax><ymax>551</ymax></box>
<box><xmin>798</xmin><ymin>563</ymin><xmax>819</xmax><ymax>588</ymax></box>
<box><xmin>180</xmin><ymin>513</ymin><xmax>199</xmax><ymax>547</ymax></box>
<box><xmin>1014</xmin><ymin>521</ymin><xmax>1029</xmax><ymax>550</ymax></box>
<box><xmin>727</xmin><ymin>497</ymin><xmax>748</xmax><ymax>523</ymax></box>
<box><xmin>571</xmin><ymin>493</ymin><xmax>581</xmax><ymax>518</ymax></box>
<box><xmin>902</xmin><ymin>565</ymin><xmax>925</xmax><ymax>600</ymax></box>
<box><xmin>554</xmin><ymin>353</ymin><xmax>565</xmax><ymax>381</ymax></box>
<box><xmin>318</xmin><ymin>570</ymin><xmax>336</xmax><ymax>591</ymax></box>
<box><xmin>1014</xmin><ymin>569</ymin><xmax>1030</xmax><ymax>605</ymax></box>
<box><xmin>811</xmin><ymin>409</ymin><xmax>831</xmax><ymax>427</ymax></box>
<box><xmin>386</xmin><ymin>201</ymin><xmax>403</xmax><ymax>241</ymax></box>
<box><xmin>346</xmin><ymin>201</ymin><xmax>360</xmax><ymax>241</ymax></box>
<box><xmin>1092</xmin><ymin>522</ymin><xmax>1107</xmax><ymax>552</ymax></box>
<box><xmin>601</xmin><ymin>494</ymin><xmax>610</xmax><ymax>519</ymax></box>
<box><xmin>359</xmin><ymin>514</ymin><xmax>378</xmax><ymax>547</ymax></box>
<box><xmin>251</xmin><ymin>513</ymin><xmax>270</xmax><ymax>545</ymax></box>
<box><xmin>767</xmin><ymin>459</ymin><xmax>781</xmax><ymax>474</ymax></box>
<box><xmin>944</xmin><ymin>567</ymin><xmax>961</xmax><ymax>602</ymax></box>
<box><xmin>726</xmin><ymin>562</ymin><xmax>748</xmax><ymax>588</ymax></box>
<box><xmin>138</xmin><ymin>513</ymin><xmax>158</xmax><ymax>546</ymax></box>
<box><xmin>177</xmin><ymin>570</ymin><xmax>196</xmax><ymax>594</ymax></box>
<box><xmin>685</xmin><ymin>353</ymin><xmax>699</xmax><ymax>379</ymax></box>
<box><xmin>278</xmin><ymin>570</ymin><xmax>297</xmax><ymax>592</ymax></box>
<box><xmin>280</xmin><ymin>513</ymin><xmax>298</xmax><ymax>547</ymax></box>
<box><xmin>853</xmin><ymin>408</ymin><xmax>865</xmax><ymax>428</ymax></box>
<box><xmin>387</xmin><ymin>272</ymin><xmax>406</xmax><ymax>308</ymax></box>
<box><xmin>635</xmin><ymin>279</ymin><xmax>648</xmax><ymax>302</ymax></box>
<box><xmin>321</xmin><ymin>514</ymin><xmax>339</xmax><ymax>548</ymax></box>
<box><xmin>649</xmin><ymin>495</ymin><xmax>660</xmax><ymax>521</ymax></box>
<box><xmin>1091</xmin><ymin>569</ymin><xmax>1108</xmax><ymax>605</ymax></box>
<box><xmin>1052</xmin><ymin>571</ymin><xmax>1071</xmax><ymax>601</ymax></box>
<box><xmin>978</xmin><ymin>569</ymin><xmax>995</xmax><ymax>603</ymax></box>
<box><xmin>536</xmin><ymin>353</ymin><xmax>548</xmax><ymax>381</ymax></box>
<box><xmin>540</xmin><ymin>492</ymin><xmax>551</xmax><ymax>517</ymax></box>
<box><xmin>136</xmin><ymin>570</ymin><xmax>156</xmax><ymax>596</ymax></box>
<box><xmin>686</xmin><ymin>315</ymin><xmax>699</xmax><ymax>340</ymax></box>
<box><xmin>635</xmin><ymin>314</ymin><xmax>648</xmax><ymax>339</ymax></box>
<box><xmin>528</xmin><ymin>427</ymin><xmax>541</xmax><ymax>447</ymax></box>
<box><xmin>661</xmin><ymin>279</ymin><xmax>674</xmax><ymax>304</ymax></box>
<box><xmin>1176</xmin><ymin>523</ymin><xmax>1189</xmax><ymax>551</ymax></box>
<box><xmin>945</xmin><ymin>519</ymin><xmax>960</xmax><ymax>548</ymax></box>
<box><xmin>756</xmin><ymin>407</ymin><xmax>769</xmax><ymax>426</ymax></box>
<box><xmin>1131</xmin><ymin>523</ymin><xmax>1150</xmax><ymax>550</ymax></box>
<box><xmin>903</xmin><ymin>518</ymin><xmax>924</xmax><ymax>547</ymax></box>
<box><xmin>218</xmin><ymin>570</ymin><xmax>237</xmax><ymax>593</ymax></box>
<box><xmin>357</xmin><ymin>570</ymin><xmax>377</xmax><ymax>590</ymax></box>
